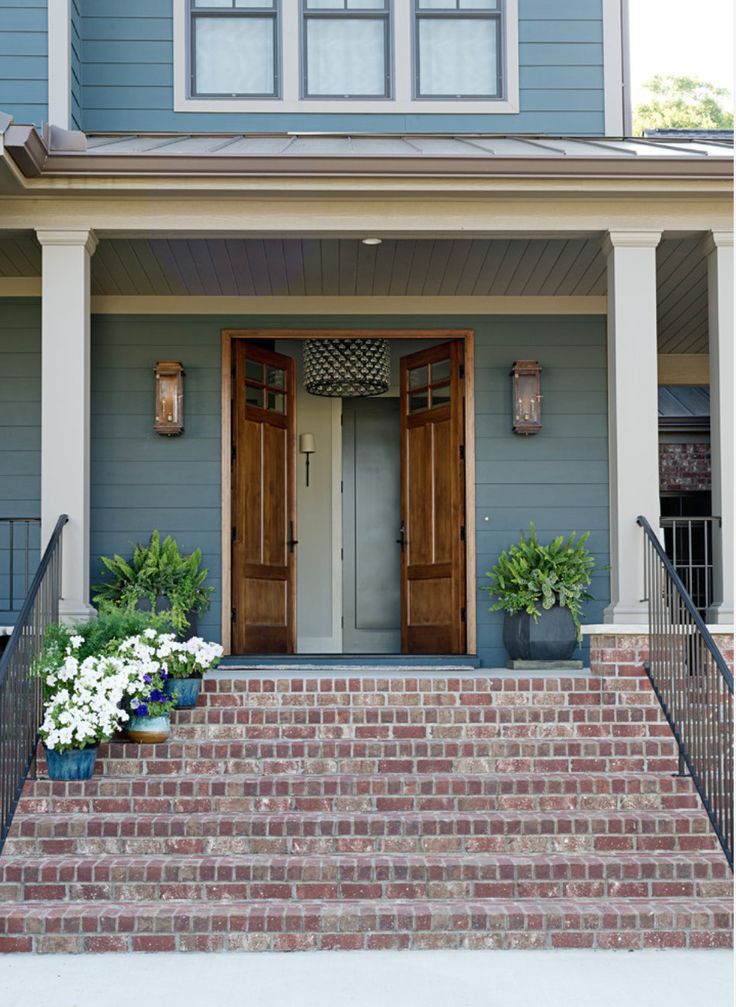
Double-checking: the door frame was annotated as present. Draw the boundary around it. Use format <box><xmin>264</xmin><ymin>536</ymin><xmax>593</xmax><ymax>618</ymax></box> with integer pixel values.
<box><xmin>221</xmin><ymin>328</ymin><xmax>476</xmax><ymax>655</ymax></box>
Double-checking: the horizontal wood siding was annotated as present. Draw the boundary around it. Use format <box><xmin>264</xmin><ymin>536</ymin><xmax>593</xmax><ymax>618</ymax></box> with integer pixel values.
<box><xmin>78</xmin><ymin>0</ymin><xmax>605</xmax><ymax>134</ymax></box>
<box><xmin>90</xmin><ymin>314</ymin><xmax>608</xmax><ymax>663</ymax></box>
<box><xmin>0</xmin><ymin>299</ymin><xmax>41</xmax><ymax>614</ymax></box>
<box><xmin>0</xmin><ymin>0</ymin><xmax>47</xmax><ymax>125</ymax></box>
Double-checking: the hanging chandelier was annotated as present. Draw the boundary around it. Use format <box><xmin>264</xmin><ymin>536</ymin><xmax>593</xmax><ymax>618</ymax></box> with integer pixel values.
<box><xmin>303</xmin><ymin>338</ymin><xmax>391</xmax><ymax>398</ymax></box>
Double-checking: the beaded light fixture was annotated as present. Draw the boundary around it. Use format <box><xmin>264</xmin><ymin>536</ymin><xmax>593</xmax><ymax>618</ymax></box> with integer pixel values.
<box><xmin>303</xmin><ymin>338</ymin><xmax>391</xmax><ymax>398</ymax></box>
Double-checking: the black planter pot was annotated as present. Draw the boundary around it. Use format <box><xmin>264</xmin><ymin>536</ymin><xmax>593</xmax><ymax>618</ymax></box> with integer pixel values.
<box><xmin>502</xmin><ymin>605</ymin><xmax>577</xmax><ymax>662</ymax></box>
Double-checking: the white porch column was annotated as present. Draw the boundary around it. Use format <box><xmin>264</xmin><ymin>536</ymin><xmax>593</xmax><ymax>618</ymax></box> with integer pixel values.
<box><xmin>706</xmin><ymin>231</ymin><xmax>734</xmax><ymax>624</ymax></box>
<box><xmin>37</xmin><ymin>228</ymin><xmax>98</xmax><ymax>623</ymax></box>
<box><xmin>603</xmin><ymin>230</ymin><xmax>662</xmax><ymax>624</ymax></box>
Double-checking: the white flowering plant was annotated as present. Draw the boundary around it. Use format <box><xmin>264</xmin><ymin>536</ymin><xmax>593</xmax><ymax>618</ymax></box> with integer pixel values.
<box><xmin>116</xmin><ymin>629</ymin><xmax>177</xmax><ymax>718</ymax></box>
<box><xmin>164</xmin><ymin>636</ymin><xmax>224</xmax><ymax>680</ymax></box>
<box><xmin>38</xmin><ymin>637</ymin><xmax>144</xmax><ymax>752</ymax></box>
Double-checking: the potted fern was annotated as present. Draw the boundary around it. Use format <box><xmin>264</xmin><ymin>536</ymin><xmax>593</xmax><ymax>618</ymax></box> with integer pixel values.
<box><xmin>93</xmin><ymin>531</ymin><xmax>212</xmax><ymax>637</ymax></box>
<box><xmin>483</xmin><ymin>524</ymin><xmax>595</xmax><ymax>662</ymax></box>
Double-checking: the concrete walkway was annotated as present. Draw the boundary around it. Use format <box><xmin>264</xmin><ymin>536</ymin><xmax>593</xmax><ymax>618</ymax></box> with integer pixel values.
<box><xmin>1</xmin><ymin>950</ymin><xmax>733</xmax><ymax>1007</ymax></box>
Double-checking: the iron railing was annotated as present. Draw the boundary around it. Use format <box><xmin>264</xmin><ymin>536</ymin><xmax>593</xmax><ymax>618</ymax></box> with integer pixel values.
<box><xmin>638</xmin><ymin>515</ymin><xmax>733</xmax><ymax>868</ymax></box>
<box><xmin>660</xmin><ymin>516</ymin><xmax>719</xmax><ymax>617</ymax></box>
<box><xmin>0</xmin><ymin>515</ymin><xmax>67</xmax><ymax>852</ymax></box>
<box><xmin>0</xmin><ymin>518</ymin><xmax>41</xmax><ymax>615</ymax></box>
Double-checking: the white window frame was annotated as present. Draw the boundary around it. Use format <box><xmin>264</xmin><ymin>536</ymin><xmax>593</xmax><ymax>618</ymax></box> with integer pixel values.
<box><xmin>173</xmin><ymin>0</ymin><xmax>519</xmax><ymax>114</ymax></box>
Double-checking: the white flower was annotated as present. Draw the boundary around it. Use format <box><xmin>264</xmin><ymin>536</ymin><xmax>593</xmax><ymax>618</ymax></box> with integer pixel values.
<box><xmin>70</xmin><ymin>635</ymin><xmax>84</xmax><ymax>648</ymax></box>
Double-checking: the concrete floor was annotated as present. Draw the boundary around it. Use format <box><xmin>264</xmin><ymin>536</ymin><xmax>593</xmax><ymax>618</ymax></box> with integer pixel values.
<box><xmin>1</xmin><ymin>950</ymin><xmax>733</xmax><ymax>1007</ymax></box>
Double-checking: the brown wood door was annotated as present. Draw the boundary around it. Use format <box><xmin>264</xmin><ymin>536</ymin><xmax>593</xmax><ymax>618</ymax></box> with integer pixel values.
<box><xmin>232</xmin><ymin>343</ymin><xmax>296</xmax><ymax>653</ymax></box>
<box><xmin>400</xmin><ymin>341</ymin><xmax>466</xmax><ymax>654</ymax></box>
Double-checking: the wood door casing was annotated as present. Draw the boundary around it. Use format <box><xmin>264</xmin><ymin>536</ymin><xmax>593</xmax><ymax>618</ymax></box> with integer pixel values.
<box><xmin>400</xmin><ymin>341</ymin><xmax>466</xmax><ymax>654</ymax></box>
<box><xmin>232</xmin><ymin>343</ymin><xmax>296</xmax><ymax>653</ymax></box>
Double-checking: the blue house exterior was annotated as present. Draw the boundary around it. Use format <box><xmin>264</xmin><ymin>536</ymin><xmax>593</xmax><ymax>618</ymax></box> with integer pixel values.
<box><xmin>0</xmin><ymin>0</ymin><xmax>732</xmax><ymax>668</ymax></box>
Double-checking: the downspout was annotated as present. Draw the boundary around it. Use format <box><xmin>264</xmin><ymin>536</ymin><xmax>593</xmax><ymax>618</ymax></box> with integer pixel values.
<box><xmin>621</xmin><ymin>0</ymin><xmax>633</xmax><ymax>137</ymax></box>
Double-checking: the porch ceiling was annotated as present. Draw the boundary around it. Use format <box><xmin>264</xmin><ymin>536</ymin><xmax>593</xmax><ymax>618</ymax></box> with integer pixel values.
<box><xmin>0</xmin><ymin>235</ymin><xmax>710</xmax><ymax>354</ymax></box>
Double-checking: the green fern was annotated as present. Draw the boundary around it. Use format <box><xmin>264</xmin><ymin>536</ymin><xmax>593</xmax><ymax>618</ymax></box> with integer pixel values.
<box><xmin>482</xmin><ymin>523</ymin><xmax>595</xmax><ymax>638</ymax></box>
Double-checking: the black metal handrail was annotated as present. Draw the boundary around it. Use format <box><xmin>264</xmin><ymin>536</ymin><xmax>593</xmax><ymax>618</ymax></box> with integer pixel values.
<box><xmin>0</xmin><ymin>518</ymin><xmax>41</xmax><ymax>614</ymax></box>
<box><xmin>0</xmin><ymin>515</ymin><xmax>67</xmax><ymax>852</ymax></box>
<box><xmin>638</xmin><ymin>515</ymin><xmax>733</xmax><ymax>868</ymax></box>
<box><xmin>660</xmin><ymin>516</ymin><xmax>719</xmax><ymax>617</ymax></box>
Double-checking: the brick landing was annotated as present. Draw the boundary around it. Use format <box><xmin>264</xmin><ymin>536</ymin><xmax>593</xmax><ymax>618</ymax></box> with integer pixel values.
<box><xmin>0</xmin><ymin>670</ymin><xmax>732</xmax><ymax>952</ymax></box>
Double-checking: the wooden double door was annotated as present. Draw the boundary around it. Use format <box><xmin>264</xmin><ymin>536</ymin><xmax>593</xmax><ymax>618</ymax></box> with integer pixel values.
<box><xmin>231</xmin><ymin>339</ymin><xmax>467</xmax><ymax>655</ymax></box>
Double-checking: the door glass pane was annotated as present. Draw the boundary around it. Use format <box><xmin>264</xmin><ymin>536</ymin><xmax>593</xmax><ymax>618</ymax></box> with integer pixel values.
<box><xmin>418</xmin><ymin>18</ymin><xmax>498</xmax><ymax>96</ymax></box>
<box><xmin>431</xmin><ymin>383</ymin><xmax>451</xmax><ymax>407</ymax></box>
<box><xmin>245</xmin><ymin>360</ymin><xmax>264</xmax><ymax>383</ymax></box>
<box><xmin>460</xmin><ymin>0</ymin><xmax>498</xmax><ymax>7</ymax></box>
<box><xmin>409</xmin><ymin>391</ymin><xmax>429</xmax><ymax>413</ymax></box>
<box><xmin>431</xmin><ymin>358</ymin><xmax>451</xmax><ymax>383</ymax></box>
<box><xmin>194</xmin><ymin>16</ymin><xmax>275</xmax><ymax>96</ymax></box>
<box><xmin>267</xmin><ymin>391</ymin><xmax>285</xmax><ymax>413</ymax></box>
<box><xmin>267</xmin><ymin>366</ymin><xmax>285</xmax><ymax>389</ymax></box>
<box><xmin>409</xmin><ymin>365</ymin><xmax>429</xmax><ymax>389</ymax></box>
<box><xmin>245</xmin><ymin>384</ymin><xmax>263</xmax><ymax>407</ymax></box>
<box><xmin>306</xmin><ymin>18</ymin><xmax>386</xmax><ymax>96</ymax></box>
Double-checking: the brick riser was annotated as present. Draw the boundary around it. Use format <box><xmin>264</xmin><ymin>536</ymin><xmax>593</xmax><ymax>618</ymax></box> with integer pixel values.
<box><xmin>1</xmin><ymin>672</ymin><xmax>732</xmax><ymax>953</ymax></box>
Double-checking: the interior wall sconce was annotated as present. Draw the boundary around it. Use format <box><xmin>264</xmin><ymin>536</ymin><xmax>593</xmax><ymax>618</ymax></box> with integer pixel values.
<box><xmin>154</xmin><ymin>361</ymin><xmax>184</xmax><ymax>436</ymax></box>
<box><xmin>299</xmin><ymin>433</ymin><xmax>316</xmax><ymax>486</ymax></box>
<box><xmin>511</xmin><ymin>360</ymin><xmax>542</xmax><ymax>435</ymax></box>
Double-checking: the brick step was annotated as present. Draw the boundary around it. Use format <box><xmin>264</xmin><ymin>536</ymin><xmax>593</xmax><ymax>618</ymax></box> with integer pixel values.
<box><xmin>171</xmin><ymin>721</ymin><xmax>675</xmax><ymax>741</ymax></box>
<box><xmin>1</xmin><ymin>853</ymin><xmax>731</xmax><ymax>904</ymax></box>
<box><xmin>4</xmin><ymin>810</ymin><xmax>720</xmax><ymax>857</ymax></box>
<box><xmin>0</xmin><ymin>898</ymin><xmax>731</xmax><ymax>953</ymax></box>
<box><xmin>16</xmin><ymin>772</ymin><xmax>701</xmax><ymax>816</ymax></box>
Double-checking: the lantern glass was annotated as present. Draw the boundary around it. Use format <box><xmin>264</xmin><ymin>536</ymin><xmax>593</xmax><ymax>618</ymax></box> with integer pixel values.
<box><xmin>511</xmin><ymin>360</ymin><xmax>542</xmax><ymax>435</ymax></box>
<box><xmin>154</xmin><ymin>362</ymin><xmax>185</xmax><ymax>436</ymax></box>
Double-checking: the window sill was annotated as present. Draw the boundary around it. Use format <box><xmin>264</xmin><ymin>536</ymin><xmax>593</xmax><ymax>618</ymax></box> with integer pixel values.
<box><xmin>173</xmin><ymin>96</ymin><xmax>521</xmax><ymax>115</ymax></box>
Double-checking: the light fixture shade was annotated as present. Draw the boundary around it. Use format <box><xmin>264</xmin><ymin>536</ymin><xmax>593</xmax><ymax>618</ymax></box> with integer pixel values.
<box><xmin>303</xmin><ymin>338</ymin><xmax>390</xmax><ymax>398</ymax></box>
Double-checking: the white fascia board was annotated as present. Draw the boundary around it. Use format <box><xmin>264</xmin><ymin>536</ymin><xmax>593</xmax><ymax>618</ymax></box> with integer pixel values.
<box><xmin>48</xmin><ymin>0</ymin><xmax>72</xmax><ymax>130</ymax></box>
<box><xmin>602</xmin><ymin>0</ymin><xmax>625</xmax><ymax>137</ymax></box>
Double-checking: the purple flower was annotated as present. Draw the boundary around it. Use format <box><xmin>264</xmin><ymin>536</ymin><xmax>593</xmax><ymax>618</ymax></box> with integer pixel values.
<box><xmin>161</xmin><ymin>670</ymin><xmax>168</xmax><ymax>679</ymax></box>
<box><xmin>150</xmin><ymin>689</ymin><xmax>163</xmax><ymax>703</ymax></box>
<box><xmin>143</xmin><ymin>674</ymin><xmax>152</xmax><ymax>684</ymax></box>
<box><xmin>136</xmin><ymin>703</ymin><xmax>148</xmax><ymax>717</ymax></box>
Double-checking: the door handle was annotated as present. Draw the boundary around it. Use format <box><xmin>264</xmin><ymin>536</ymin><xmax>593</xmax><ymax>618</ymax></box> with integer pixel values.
<box><xmin>396</xmin><ymin>522</ymin><xmax>407</xmax><ymax>551</ymax></box>
<box><xmin>288</xmin><ymin>521</ymin><xmax>299</xmax><ymax>553</ymax></box>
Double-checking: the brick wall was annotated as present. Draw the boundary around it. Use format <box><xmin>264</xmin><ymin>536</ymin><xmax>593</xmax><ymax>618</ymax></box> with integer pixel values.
<box><xmin>589</xmin><ymin>632</ymin><xmax>734</xmax><ymax>678</ymax></box>
<box><xmin>659</xmin><ymin>443</ymin><xmax>711</xmax><ymax>493</ymax></box>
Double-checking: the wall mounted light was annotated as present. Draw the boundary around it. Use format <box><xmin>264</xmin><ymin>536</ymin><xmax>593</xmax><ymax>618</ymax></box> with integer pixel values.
<box><xmin>299</xmin><ymin>432</ymin><xmax>316</xmax><ymax>486</ymax></box>
<box><xmin>154</xmin><ymin>361</ymin><xmax>184</xmax><ymax>436</ymax></box>
<box><xmin>361</xmin><ymin>237</ymin><xmax>382</xmax><ymax>246</ymax></box>
<box><xmin>511</xmin><ymin>360</ymin><xmax>542</xmax><ymax>435</ymax></box>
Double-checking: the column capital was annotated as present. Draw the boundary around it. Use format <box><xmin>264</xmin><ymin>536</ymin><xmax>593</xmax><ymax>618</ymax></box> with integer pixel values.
<box><xmin>602</xmin><ymin>231</ymin><xmax>662</xmax><ymax>255</ymax></box>
<box><xmin>703</xmin><ymin>230</ymin><xmax>734</xmax><ymax>254</ymax></box>
<box><xmin>36</xmin><ymin>229</ymin><xmax>98</xmax><ymax>255</ymax></box>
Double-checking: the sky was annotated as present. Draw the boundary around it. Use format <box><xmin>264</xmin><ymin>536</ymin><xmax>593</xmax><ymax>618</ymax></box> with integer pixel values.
<box><xmin>628</xmin><ymin>0</ymin><xmax>735</xmax><ymax>106</ymax></box>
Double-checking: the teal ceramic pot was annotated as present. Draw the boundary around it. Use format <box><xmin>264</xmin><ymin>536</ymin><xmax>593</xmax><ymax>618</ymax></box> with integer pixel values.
<box><xmin>44</xmin><ymin>744</ymin><xmax>97</xmax><ymax>781</ymax></box>
<box><xmin>164</xmin><ymin>676</ymin><xmax>202</xmax><ymax>709</ymax></box>
<box><xmin>125</xmin><ymin>714</ymin><xmax>171</xmax><ymax>744</ymax></box>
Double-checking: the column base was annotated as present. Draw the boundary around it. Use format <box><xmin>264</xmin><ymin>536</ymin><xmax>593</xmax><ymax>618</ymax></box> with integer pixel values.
<box><xmin>59</xmin><ymin>600</ymin><xmax>97</xmax><ymax>625</ymax></box>
<box><xmin>601</xmin><ymin>603</ymin><xmax>649</xmax><ymax>625</ymax></box>
<box><xmin>705</xmin><ymin>603</ymin><xmax>735</xmax><ymax>626</ymax></box>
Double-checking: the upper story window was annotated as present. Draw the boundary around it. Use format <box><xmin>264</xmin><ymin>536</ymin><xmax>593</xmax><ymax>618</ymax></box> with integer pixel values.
<box><xmin>303</xmin><ymin>1</ymin><xmax>391</xmax><ymax>100</ymax></box>
<box><xmin>176</xmin><ymin>0</ymin><xmax>519</xmax><ymax>114</ymax></box>
<box><xmin>415</xmin><ymin>0</ymin><xmax>502</xmax><ymax>100</ymax></box>
<box><xmin>191</xmin><ymin>0</ymin><xmax>279</xmax><ymax>98</ymax></box>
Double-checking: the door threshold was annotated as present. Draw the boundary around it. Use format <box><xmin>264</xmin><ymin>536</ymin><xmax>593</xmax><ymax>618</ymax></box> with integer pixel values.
<box><xmin>220</xmin><ymin>653</ymin><xmax>482</xmax><ymax>671</ymax></box>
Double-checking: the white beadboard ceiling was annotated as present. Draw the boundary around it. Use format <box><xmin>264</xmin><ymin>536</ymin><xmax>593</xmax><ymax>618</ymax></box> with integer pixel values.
<box><xmin>0</xmin><ymin>235</ymin><xmax>710</xmax><ymax>353</ymax></box>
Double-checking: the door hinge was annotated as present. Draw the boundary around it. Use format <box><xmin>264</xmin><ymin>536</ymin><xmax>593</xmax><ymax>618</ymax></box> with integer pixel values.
<box><xmin>231</xmin><ymin>526</ymin><xmax>236</xmax><ymax>542</ymax></box>
<box><xmin>460</xmin><ymin>525</ymin><xmax>466</xmax><ymax>542</ymax></box>
<box><xmin>231</xmin><ymin>365</ymin><xmax>236</xmax><ymax>379</ymax></box>
<box><xmin>341</xmin><ymin>615</ymin><xmax>344</xmax><ymax>628</ymax></box>
<box><xmin>459</xmin><ymin>444</ymin><xmax>465</xmax><ymax>461</ymax></box>
<box><xmin>461</xmin><ymin>607</ymin><xmax>466</xmax><ymax>623</ymax></box>
<box><xmin>231</xmin><ymin>607</ymin><xmax>237</xmax><ymax>623</ymax></box>
<box><xmin>459</xmin><ymin>363</ymin><xmax>465</xmax><ymax>380</ymax></box>
<box><xmin>341</xmin><ymin>547</ymin><xmax>344</xmax><ymax>561</ymax></box>
<box><xmin>340</xmin><ymin>480</ymin><xmax>344</xmax><ymax>494</ymax></box>
<box><xmin>231</xmin><ymin>444</ymin><xmax>236</xmax><ymax>462</ymax></box>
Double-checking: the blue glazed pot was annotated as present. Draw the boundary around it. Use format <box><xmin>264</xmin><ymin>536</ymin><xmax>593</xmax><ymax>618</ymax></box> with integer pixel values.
<box><xmin>44</xmin><ymin>745</ymin><xmax>98</xmax><ymax>781</ymax></box>
<box><xmin>125</xmin><ymin>714</ymin><xmax>171</xmax><ymax>744</ymax></box>
<box><xmin>164</xmin><ymin>676</ymin><xmax>202</xmax><ymax>709</ymax></box>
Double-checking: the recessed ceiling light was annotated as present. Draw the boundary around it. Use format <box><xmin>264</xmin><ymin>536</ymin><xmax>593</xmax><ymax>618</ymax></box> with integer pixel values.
<box><xmin>361</xmin><ymin>237</ymin><xmax>383</xmax><ymax>246</ymax></box>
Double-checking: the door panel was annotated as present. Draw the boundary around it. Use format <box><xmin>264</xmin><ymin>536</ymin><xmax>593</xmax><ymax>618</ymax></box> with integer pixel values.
<box><xmin>400</xmin><ymin>341</ymin><xmax>466</xmax><ymax>654</ymax></box>
<box><xmin>232</xmin><ymin>343</ymin><xmax>296</xmax><ymax>653</ymax></box>
<box><xmin>342</xmin><ymin>397</ymin><xmax>401</xmax><ymax>654</ymax></box>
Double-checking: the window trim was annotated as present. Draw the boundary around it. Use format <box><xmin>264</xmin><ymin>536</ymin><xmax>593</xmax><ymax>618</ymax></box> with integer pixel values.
<box><xmin>173</xmin><ymin>0</ymin><xmax>520</xmax><ymax>114</ymax></box>
<box><xmin>189</xmin><ymin>1</ymin><xmax>281</xmax><ymax>100</ymax></box>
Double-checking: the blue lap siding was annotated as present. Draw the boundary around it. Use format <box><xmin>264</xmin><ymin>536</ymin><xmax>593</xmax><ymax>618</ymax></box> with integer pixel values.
<box><xmin>0</xmin><ymin>306</ymin><xmax>609</xmax><ymax>660</ymax></box>
<box><xmin>0</xmin><ymin>0</ymin><xmax>47</xmax><ymax>125</ymax></box>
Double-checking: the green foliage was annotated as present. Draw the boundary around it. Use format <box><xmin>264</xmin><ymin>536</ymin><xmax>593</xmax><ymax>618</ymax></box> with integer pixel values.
<box><xmin>634</xmin><ymin>76</ymin><xmax>734</xmax><ymax>134</ymax></box>
<box><xmin>482</xmin><ymin>524</ymin><xmax>595</xmax><ymax>636</ymax></box>
<box><xmin>92</xmin><ymin>531</ymin><xmax>212</xmax><ymax>635</ymax></box>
